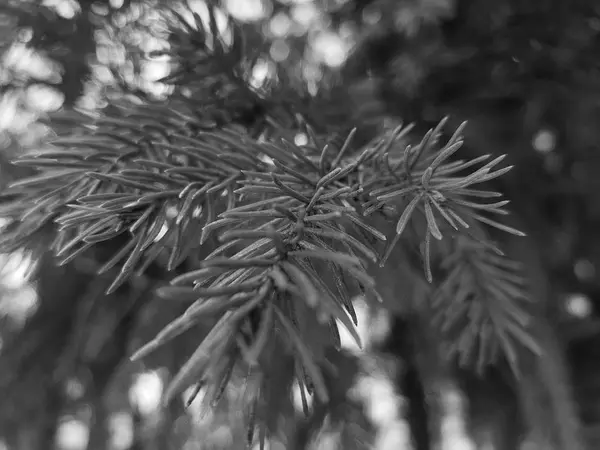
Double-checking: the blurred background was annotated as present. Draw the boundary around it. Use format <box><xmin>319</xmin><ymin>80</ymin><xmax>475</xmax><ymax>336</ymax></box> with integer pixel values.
<box><xmin>1</xmin><ymin>0</ymin><xmax>600</xmax><ymax>449</ymax></box>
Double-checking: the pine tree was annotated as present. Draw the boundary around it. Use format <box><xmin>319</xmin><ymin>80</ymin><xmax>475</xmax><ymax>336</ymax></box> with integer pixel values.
<box><xmin>0</xmin><ymin>1</ymin><xmax>592</xmax><ymax>449</ymax></box>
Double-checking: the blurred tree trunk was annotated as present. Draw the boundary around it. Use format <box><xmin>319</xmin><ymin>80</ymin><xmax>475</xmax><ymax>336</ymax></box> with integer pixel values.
<box><xmin>459</xmin><ymin>368</ymin><xmax>523</xmax><ymax>450</ymax></box>
<box><xmin>0</xmin><ymin>255</ymin><xmax>90</xmax><ymax>449</ymax></box>
<box><xmin>379</xmin><ymin>317</ymin><xmax>432</xmax><ymax>450</ymax></box>
<box><xmin>85</xmin><ymin>285</ymin><xmax>145</xmax><ymax>450</ymax></box>
<box><xmin>87</xmin><ymin>394</ymin><xmax>110</xmax><ymax>450</ymax></box>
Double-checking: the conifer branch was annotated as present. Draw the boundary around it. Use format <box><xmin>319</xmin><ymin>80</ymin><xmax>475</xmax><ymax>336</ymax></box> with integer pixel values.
<box><xmin>0</xmin><ymin>5</ymin><xmax>539</xmax><ymax>440</ymax></box>
<box><xmin>432</xmin><ymin>234</ymin><xmax>540</xmax><ymax>374</ymax></box>
<box><xmin>0</xmin><ymin>102</ymin><xmax>535</xmax><ymax>424</ymax></box>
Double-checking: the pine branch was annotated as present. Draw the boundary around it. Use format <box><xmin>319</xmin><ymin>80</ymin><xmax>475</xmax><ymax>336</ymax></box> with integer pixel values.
<box><xmin>432</xmin><ymin>234</ymin><xmax>540</xmax><ymax>374</ymax></box>
<box><xmin>0</xmin><ymin>6</ymin><xmax>537</xmax><ymax>439</ymax></box>
<box><xmin>0</xmin><ymin>101</ymin><xmax>532</xmax><ymax>423</ymax></box>
<box><xmin>154</xmin><ymin>2</ymin><xmax>293</xmax><ymax>132</ymax></box>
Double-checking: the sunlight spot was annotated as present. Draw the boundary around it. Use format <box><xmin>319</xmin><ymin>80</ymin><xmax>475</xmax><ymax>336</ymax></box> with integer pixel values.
<box><xmin>183</xmin><ymin>384</ymin><xmax>205</xmax><ymax>405</ymax></box>
<box><xmin>270</xmin><ymin>13</ymin><xmax>292</xmax><ymax>37</ymax></box>
<box><xmin>129</xmin><ymin>371</ymin><xmax>163</xmax><ymax>415</ymax></box>
<box><xmin>91</xmin><ymin>2</ymin><xmax>110</xmax><ymax>16</ymax></box>
<box><xmin>352</xmin><ymin>372</ymin><xmax>400</xmax><ymax>426</ymax></box>
<box><xmin>250</xmin><ymin>59</ymin><xmax>273</xmax><ymax>89</ymax></box>
<box><xmin>259</xmin><ymin>154</ymin><xmax>275</xmax><ymax>166</ymax></box>
<box><xmin>440</xmin><ymin>384</ymin><xmax>475</xmax><ymax>450</ymax></box>
<box><xmin>270</xmin><ymin>39</ymin><xmax>290</xmax><ymax>62</ymax></box>
<box><xmin>154</xmin><ymin>221</ymin><xmax>169</xmax><ymax>242</ymax></box>
<box><xmin>3</xmin><ymin>44</ymin><xmax>61</xmax><ymax>80</ymax></box>
<box><xmin>224</xmin><ymin>0</ymin><xmax>270</xmax><ymax>22</ymax></box>
<box><xmin>574</xmin><ymin>259</ymin><xmax>595</xmax><ymax>281</ymax></box>
<box><xmin>1</xmin><ymin>251</ymin><xmax>36</xmax><ymax>287</ymax></box>
<box><xmin>43</xmin><ymin>0</ymin><xmax>80</xmax><ymax>19</ymax></box>
<box><xmin>26</xmin><ymin>84</ymin><xmax>64</xmax><ymax>112</ymax></box>
<box><xmin>109</xmin><ymin>412</ymin><xmax>134</xmax><ymax>450</ymax></box>
<box><xmin>368</xmin><ymin>307</ymin><xmax>391</xmax><ymax>346</ymax></box>
<box><xmin>532</xmin><ymin>129</ymin><xmax>556</xmax><ymax>153</ymax></box>
<box><xmin>292</xmin><ymin>380</ymin><xmax>314</xmax><ymax>413</ymax></box>
<box><xmin>376</xmin><ymin>423</ymin><xmax>412</xmax><ymax>450</ymax></box>
<box><xmin>0</xmin><ymin>286</ymin><xmax>39</xmax><ymax>323</ymax></box>
<box><xmin>110</xmin><ymin>0</ymin><xmax>125</xmax><ymax>9</ymax></box>
<box><xmin>56</xmin><ymin>419</ymin><xmax>89</xmax><ymax>450</ymax></box>
<box><xmin>0</xmin><ymin>95</ymin><xmax>17</xmax><ymax>130</ymax></box>
<box><xmin>294</xmin><ymin>133</ymin><xmax>308</xmax><ymax>146</ymax></box>
<box><xmin>17</xmin><ymin>28</ymin><xmax>33</xmax><ymax>43</ymax></box>
<box><xmin>143</xmin><ymin>59</ymin><xmax>170</xmax><ymax>83</ymax></box>
<box><xmin>339</xmin><ymin>297</ymin><xmax>370</xmax><ymax>352</ymax></box>
<box><xmin>93</xmin><ymin>66</ymin><xmax>114</xmax><ymax>84</ymax></box>
<box><xmin>65</xmin><ymin>378</ymin><xmax>85</xmax><ymax>401</ymax></box>
<box><xmin>290</xmin><ymin>3</ymin><xmax>319</xmax><ymax>30</ymax></box>
<box><xmin>347</xmin><ymin>367</ymin><xmax>413</xmax><ymax>449</ymax></box>
<box><xmin>312</xmin><ymin>32</ymin><xmax>349</xmax><ymax>67</ymax></box>
<box><xmin>565</xmin><ymin>293</ymin><xmax>592</xmax><ymax>318</ymax></box>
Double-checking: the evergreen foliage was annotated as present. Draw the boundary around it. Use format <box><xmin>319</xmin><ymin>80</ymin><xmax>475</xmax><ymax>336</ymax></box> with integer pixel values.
<box><xmin>0</xmin><ymin>1</ymin><xmax>596</xmax><ymax>449</ymax></box>
<box><xmin>0</xmin><ymin>2</ymin><xmax>538</xmax><ymax>445</ymax></box>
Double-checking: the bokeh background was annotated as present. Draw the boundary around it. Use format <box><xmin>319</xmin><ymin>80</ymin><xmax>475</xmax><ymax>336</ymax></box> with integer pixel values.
<box><xmin>1</xmin><ymin>0</ymin><xmax>600</xmax><ymax>449</ymax></box>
